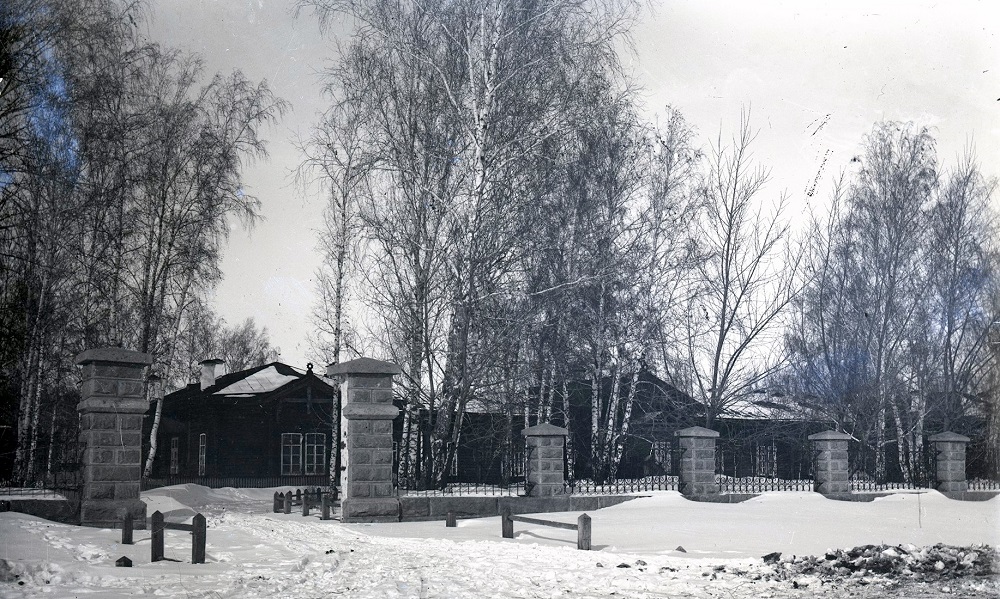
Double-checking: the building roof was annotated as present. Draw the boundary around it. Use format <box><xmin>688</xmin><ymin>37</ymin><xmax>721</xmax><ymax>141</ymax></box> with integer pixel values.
<box><xmin>717</xmin><ymin>397</ymin><xmax>815</xmax><ymax>421</ymax></box>
<box><xmin>167</xmin><ymin>362</ymin><xmax>336</xmax><ymax>401</ymax></box>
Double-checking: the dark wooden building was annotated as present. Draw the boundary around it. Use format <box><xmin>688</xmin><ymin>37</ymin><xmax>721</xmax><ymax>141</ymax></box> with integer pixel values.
<box><xmin>144</xmin><ymin>360</ymin><xmax>339</xmax><ymax>486</ymax></box>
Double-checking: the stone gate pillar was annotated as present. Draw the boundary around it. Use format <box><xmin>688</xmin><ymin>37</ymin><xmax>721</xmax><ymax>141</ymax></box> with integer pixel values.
<box><xmin>522</xmin><ymin>423</ymin><xmax>568</xmax><ymax>497</ymax></box>
<box><xmin>928</xmin><ymin>432</ymin><xmax>970</xmax><ymax>493</ymax></box>
<box><xmin>76</xmin><ymin>348</ymin><xmax>153</xmax><ymax>528</ymax></box>
<box><xmin>675</xmin><ymin>426</ymin><xmax>720</xmax><ymax>497</ymax></box>
<box><xmin>808</xmin><ymin>430</ymin><xmax>852</xmax><ymax>495</ymax></box>
<box><xmin>326</xmin><ymin>357</ymin><xmax>401</xmax><ymax>523</ymax></box>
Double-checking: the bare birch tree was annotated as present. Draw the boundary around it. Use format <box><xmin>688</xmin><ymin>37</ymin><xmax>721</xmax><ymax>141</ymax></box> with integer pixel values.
<box><xmin>686</xmin><ymin>112</ymin><xmax>801</xmax><ymax>427</ymax></box>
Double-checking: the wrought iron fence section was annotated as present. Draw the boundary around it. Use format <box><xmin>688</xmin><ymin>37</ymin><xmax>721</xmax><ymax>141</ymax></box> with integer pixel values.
<box><xmin>967</xmin><ymin>478</ymin><xmax>1000</xmax><ymax>491</ymax></box>
<box><xmin>564</xmin><ymin>475</ymin><xmax>678</xmax><ymax>495</ymax></box>
<box><xmin>714</xmin><ymin>440</ymin><xmax>814</xmax><ymax>493</ymax></box>
<box><xmin>848</xmin><ymin>439</ymin><xmax>935</xmax><ymax>492</ymax></box>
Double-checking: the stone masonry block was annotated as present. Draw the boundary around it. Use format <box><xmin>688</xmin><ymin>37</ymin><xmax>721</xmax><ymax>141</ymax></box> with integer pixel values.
<box><xmin>85</xmin><ymin>465</ymin><xmax>140</xmax><ymax>483</ymax></box>
<box><xmin>372</xmin><ymin>483</ymin><xmax>395</xmax><ymax>497</ymax></box>
<box><xmin>116</xmin><ymin>380</ymin><xmax>145</xmax><ymax>398</ymax></box>
<box><xmin>114</xmin><ymin>483</ymin><xmax>140</xmax><ymax>500</ymax></box>
<box><xmin>372</xmin><ymin>449</ymin><xmax>393</xmax><ymax>465</ymax></box>
<box><xmin>84</xmin><ymin>448</ymin><xmax>115</xmax><ymax>465</ymax></box>
<box><xmin>372</xmin><ymin>421</ymin><xmax>392</xmax><ymax>435</ymax></box>
<box><xmin>80</xmin><ymin>378</ymin><xmax>120</xmax><ymax>398</ymax></box>
<box><xmin>352</xmin><ymin>449</ymin><xmax>372</xmax><ymax>464</ymax></box>
<box><xmin>350</xmin><ymin>389</ymin><xmax>372</xmax><ymax>403</ymax></box>
<box><xmin>936</xmin><ymin>469</ymin><xmax>961</xmax><ymax>482</ymax></box>
<box><xmin>350</xmin><ymin>434</ymin><xmax>392</xmax><ymax>449</ymax></box>
<box><xmin>938</xmin><ymin>480</ymin><xmax>968</xmax><ymax>492</ymax></box>
<box><xmin>693</xmin><ymin>471</ymin><xmax>716</xmax><ymax>483</ymax></box>
<box><xmin>82</xmin><ymin>362</ymin><xmax>146</xmax><ymax>380</ymax></box>
<box><xmin>349</xmin><ymin>420</ymin><xmax>372</xmax><ymax>435</ymax></box>
<box><xmin>350</xmin><ymin>483</ymin><xmax>372</xmax><ymax>498</ymax></box>
<box><xmin>94</xmin><ymin>431</ymin><xmax>141</xmax><ymax>447</ymax></box>
<box><xmin>85</xmin><ymin>483</ymin><xmax>116</xmax><ymax>500</ymax></box>
<box><xmin>115</xmin><ymin>449</ymin><xmax>141</xmax><ymax>465</ymax></box>
<box><xmin>538</xmin><ymin>446</ymin><xmax>562</xmax><ymax>460</ymax></box>
<box><xmin>371</xmin><ymin>390</ymin><xmax>394</xmax><ymax>403</ymax></box>
<box><xmin>344</xmin><ymin>375</ymin><xmax>393</xmax><ymax>389</ymax></box>
<box><xmin>81</xmin><ymin>413</ymin><xmax>118</xmax><ymax>431</ymax></box>
<box><xmin>342</xmin><ymin>498</ymin><xmax>399</xmax><ymax>523</ymax></box>
<box><xmin>118</xmin><ymin>415</ymin><xmax>143</xmax><ymax>431</ymax></box>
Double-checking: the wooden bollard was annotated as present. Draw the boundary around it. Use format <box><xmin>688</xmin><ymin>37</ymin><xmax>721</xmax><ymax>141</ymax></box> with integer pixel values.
<box><xmin>295</xmin><ymin>489</ymin><xmax>302</xmax><ymax>503</ymax></box>
<box><xmin>151</xmin><ymin>511</ymin><xmax>165</xmax><ymax>562</ymax></box>
<box><xmin>501</xmin><ymin>507</ymin><xmax>513</xmax><ymax>539</ymax></box>
<box><xmin>321</xmin><ymin>493</ymin><xmax>331</xmax><ymax>520</ymax></box>
<box><xmin>121</xmin><ymin>513</ymin><xmax>133</xmax><ymax>545</ymax></box>
<box><xmin>273</xmin><ymin>491</ymin><xmax>281</xmax><ymax>513</ymax></box>
<box><xmin>192</xmin><ymin>513</ymin><xmax>207</xmax><ymax>564</ymax></box>
<box><xmin>302</xmin><ymin>491</ymin><xmax>310</xmax><ymax>516</ymax></box>
<box><xmin>577</xmin><ymin>513</ymin><xmax>591</xmax><ymax>551</ymax></box>
<box><xmin>446</xmin><ymin>511</ymin><xmax>456</xmax><ymax>527</ymax></box>
<box><xmin>283</xmin><ymin>492</ymin><xmax>291</xmax><ymax>514</ymax></box>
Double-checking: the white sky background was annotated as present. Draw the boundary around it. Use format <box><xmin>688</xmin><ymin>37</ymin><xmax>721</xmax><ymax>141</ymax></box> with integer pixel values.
<box><xmin>144</xmin><ymin>0</ymin><xmax>999</xmax><ymax>368</ymax></box>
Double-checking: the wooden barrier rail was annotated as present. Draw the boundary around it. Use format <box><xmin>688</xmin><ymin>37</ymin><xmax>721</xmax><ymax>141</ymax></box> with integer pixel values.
<box><xmin>272</xmin><ymin>488</ymin><xmax>336</xmax><ymax>520</ymax></box>
<box><xmin>501</xmin><ymin>507</ymin><xmax>591</xmax><ymax>550</ymax></box>
<box><xmin>150</xmin><ymin>510</ymin><xmax>206</xmax><ymax>564</ymax></box>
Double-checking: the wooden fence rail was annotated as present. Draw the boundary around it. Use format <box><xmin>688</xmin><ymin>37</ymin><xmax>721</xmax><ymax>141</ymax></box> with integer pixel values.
<box><xmin>150</xmin><ymin>510</ymin><xmax>207</xmax><ymax>564</ymax></box>
<box><xmin>272</xmin><ymin>488</ymin><xmax>335</xmax><ymax>520</ymax></box>
<box><xmin>501</xmin><ymin>507</ymin><xmax>591</xmax><ymax>550</ymax></box>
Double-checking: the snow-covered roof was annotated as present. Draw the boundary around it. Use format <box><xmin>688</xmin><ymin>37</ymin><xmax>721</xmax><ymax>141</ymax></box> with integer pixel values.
<box><xmin>213</xmin><ymin>365</ymin><xmax>300</xmax><ymax>396</ymax></box>
<box><xmin>718</xmin><ymin>398</ymin><xmax>809</xmax><ymax>421</ymax></box>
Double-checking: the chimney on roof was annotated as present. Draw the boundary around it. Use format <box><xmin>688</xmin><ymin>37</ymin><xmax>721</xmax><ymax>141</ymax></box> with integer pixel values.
<box><xmin>199</xmin><ymin>359</ymin><xmax>226</xmax><ymax>391</ymax></box>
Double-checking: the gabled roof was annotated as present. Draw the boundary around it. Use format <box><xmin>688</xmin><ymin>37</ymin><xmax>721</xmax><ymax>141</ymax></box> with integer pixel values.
<box><xmin>717</xmin><ymin>397</ymin><xmax>816</xmax><ymax>421</ymax></box>
<box><xmin>166</xmin><ymin>362</ymin><xmax>336</xmax><ymax>401</ymax></box>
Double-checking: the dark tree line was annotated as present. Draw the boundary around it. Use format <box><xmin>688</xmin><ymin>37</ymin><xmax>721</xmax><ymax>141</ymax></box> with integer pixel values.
<box><xmin>0</xmin><ymin>0</ymin><xmax>286</xmax><ymax>482</ymax></box>
<box><xmin>302</xmin><ymin>1</ymin><xmax>999</xmax><ymax>486</ymax></box>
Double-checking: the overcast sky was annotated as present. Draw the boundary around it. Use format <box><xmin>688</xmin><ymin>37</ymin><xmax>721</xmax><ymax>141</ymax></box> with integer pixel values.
<box><xmin>145</xmin><ymin>0</ymin><xmax>999</xmax><ymax>369</ymax></box>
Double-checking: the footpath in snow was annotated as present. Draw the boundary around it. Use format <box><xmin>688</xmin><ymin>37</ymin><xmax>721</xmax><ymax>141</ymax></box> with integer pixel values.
<box><xmin>0</xmin><ymin>486</ymin><xmax>997</xmax><ymax>598</ymax></box>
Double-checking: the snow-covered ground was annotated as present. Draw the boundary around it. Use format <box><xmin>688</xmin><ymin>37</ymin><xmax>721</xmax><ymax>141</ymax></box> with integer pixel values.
<box><xmin>0</xmin><ymin>485</ymin><xmax>997</xmax><ymax>598</ymax></box>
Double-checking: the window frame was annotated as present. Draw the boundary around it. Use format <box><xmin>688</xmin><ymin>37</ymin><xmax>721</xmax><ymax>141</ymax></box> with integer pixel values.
<box><xmin>197</xmin><ymin>433</ymin><xmax>207</xmax><ymax>476</ymax></box>
<box><xmin>169</xmin><ymin>437</ymin><xmax>179</xmax><ymax>475</ymax></box>
<box><xmin>304</xmin><ymin>433</ymin><xmax>326</xmax><ymax>475</ymax></box>
<box><xmin>281</xmin><ymin>432</ymin><xmax>303</xmax><ymax>476</ymax></box>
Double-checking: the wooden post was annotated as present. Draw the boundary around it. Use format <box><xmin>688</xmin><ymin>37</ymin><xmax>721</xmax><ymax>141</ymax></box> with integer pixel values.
<box><xmin>321</xmin><ymin>493</ymin><xmax>331</xmax><ymax>520</ymax></box>
<box><xmin>121</xmin><ymin>513</ymin><xmax>133</xmax><ymax>545</ymax></box>
<box><xmin>151</xmin><ymin>511</ymin><xmax>164</xmax><ymax>562</ymax></box>
<box><xmin>501</xmin><ymin>507</ymin><xmax>513</xmax><ymax>539</ymax></box>
<box><xmin>273</xmin><ymin>492</ymin><xmax>281</xmax><ymax>513</ymax></box>
<box><xmin>577</xmin><ymin>513</ymin><xmax>591</xmax><ymax>551</ymax></box>
<box><xmin>446</xmin><ymin>511</ymin><xmax>456</xmax><ymax>527</ymax></box>
<box><xmin>283</xmin><ymin>492</ymin><xmax>291</xmax><ymax>514</ymax></box>
<box><xmin>192</xmin><ymin>513</ymin><xmax>206</xmax><ymax>564</ymax></box>
<box><xmin>295</xmin><ymin>489</ymin><xmax>302</xmax><ymax>503</ymax></box>
<box><xmin>302</xmin><ymin>491</ymin><xmax>310</xmax><ymax>516</ymax></box>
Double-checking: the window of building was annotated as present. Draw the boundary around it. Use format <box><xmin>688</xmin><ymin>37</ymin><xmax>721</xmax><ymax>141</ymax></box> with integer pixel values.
<box><xmin>304</xmin><ymin>433</ymin><xmax>326</xmax><ymax>475</ymax></box>
<box><xmin>170</xmin><ymin>437</ymin><xmax>179</xmax><ymax>475</ymax></box>
<box><xmin>198</xmin><ymin>433</ymin><xmax>207</xmax><ymax>476</ymax></box>
<box><xmin>281</xmin><ymin>433</ymin><xmax>303</xmax><ymax>475</ymax></box>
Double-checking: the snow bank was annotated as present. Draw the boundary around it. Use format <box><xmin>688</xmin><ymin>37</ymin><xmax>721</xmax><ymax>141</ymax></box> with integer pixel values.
<box><xmin>0</xmin><ymin>485</ymin><xmax>996</xmax><ymax>598</ymax></box>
